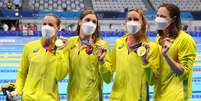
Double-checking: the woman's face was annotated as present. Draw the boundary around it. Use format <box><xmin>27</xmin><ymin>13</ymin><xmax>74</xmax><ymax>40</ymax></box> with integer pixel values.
<box><xmin>80</xmin><ymin>14</ymin><xmax>97</xmax><ymax>25</ymax></box>
<box><xmin>79</xmin><ymin>14</ymin><xmax>98</xmax><ymax>36</ymax></box>
<box><xmin>126</xmin><ymin>11</ymin><xmax>143</xmax><ymax>26</ymax></box>
<box><xmin>42</xmin><ymin>16</ymin><xmax>59</xmax><ymax>32</ymax></box>
<box><xmin>156</xmin><ymin>7</ymin><xmax>171</xmax><ymax>21</ymax></box>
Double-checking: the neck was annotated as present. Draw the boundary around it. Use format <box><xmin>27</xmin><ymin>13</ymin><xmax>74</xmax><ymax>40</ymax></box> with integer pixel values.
<box><xmin>80</xmin><ymin>32</ymin><xmax>93</xmax><ymax>41</ymax></box>
<box><xmin>85</xmin><ymin>35</ymin><xmax>92</xmax><ymax>40</ymax></box>
<box><xmin>41</xmin><ymin>36</ymin><xmax>57</xmax><ymax>47</ymax></box>
<box><xmin>127</xmin><ymin>34</ymin><xmax>140</xmax><ymax>44</ymax></box>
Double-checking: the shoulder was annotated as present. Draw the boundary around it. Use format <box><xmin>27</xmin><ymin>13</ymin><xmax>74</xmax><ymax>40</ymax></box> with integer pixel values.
<box><xmin>67</xmin><ymin>36</ymin><xmax>79</xmax><ymax>46</ymax></box>
<box><xmin>148</xmin><ymin>41</ymin><xmax>159</xmax><ymax>49</ymax></box>
<box><xmin>177</xmin><ymin>30</ymin><xmax>196</xmax><ymax>46</ymax></box>
<box><xmin>24</xmin><ymin>39</ymin><xmax>40</xmax><ymax>49</ymax></box>
<box><xmin>179</xmin><ymin>30</ymin><xmax>194</xmax><ymax>41</ymax></box>
<box><xmin>68</xmin><ymin>36</ymin><xmax>79</xmax><ymax>42</ymax></box>
<box><xmin>22</xmin><ymin>39</ymin><xmax>41</xmax><ymax>55</ymax></box>
<box><xmin>147</xmin><ymin>41</ymin><xmax>160</xmax><ymax>54</ymax></box>
<box><xmin>114</xmin><ymin>35</ymin><xmax>127</xmax><ymax>45</ymax></box>
<box><xmin>96</xmin><ymin>38</ymin><xmax>109</xmax><ymax>46</ymax></box>
<box><xmin>66</xmin><ymin>36</ymin><xmax>78</xmax><ymax>49</ymax></box>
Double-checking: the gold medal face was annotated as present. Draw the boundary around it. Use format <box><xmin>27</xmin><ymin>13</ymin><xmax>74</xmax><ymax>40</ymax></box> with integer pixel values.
<box><xmin>92</xmin><ymin>46</ymin><xmax>102</xmax><ymax>57</ymax></box>
<box><xmin>94</xmin><ymin>48</ymin><xmax>102</xmax><ymax>56</ymax></box>
<box><xmin>55</xmin><ymin>39</ymin><xmax>64</xmax><ymax>47</ymax></box>
<box><xmin>137</xmin><ymin>46</ymin><xmax>146</xmax><ymax>56</ymax></box>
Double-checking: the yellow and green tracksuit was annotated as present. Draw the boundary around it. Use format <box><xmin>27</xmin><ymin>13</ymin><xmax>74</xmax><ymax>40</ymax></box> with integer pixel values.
<box><xmin>66</xmin><ymin>36</ymin><xmax>112</xmax><ymax>101</ymax></box>
<box><xmin>16</xmin><ymin>38</ymin><xmax>68</xmax><ymax>101</ymax></box>
<box><xmin>110</xmin><ymin>35</ymin><xmax>160</xmax><ymax>101</ymax></box>
<box><xmin>154</xmin><ymin>30</ymin><xmax>196</xmax><ymax>101</ymax></box>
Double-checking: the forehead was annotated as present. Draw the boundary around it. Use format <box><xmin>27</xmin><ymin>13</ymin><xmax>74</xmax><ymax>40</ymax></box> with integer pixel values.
<box><xmin>157</xmin><ymin>7</ymin><xmax>170</xmax><ymax>16</ymax></box>
<box><xmin>43</xmin><ymin>16</ymin><xmax>57</xmax><ymax>24</ymax></box>
<box><xmin>83</xmin><ymin>14</ymin><xmax>97</xmax><ymax>20</ymax></box>
<box><xmin>127</xmin><ymin>11</ymin><xmax>140</xmax><ymax>18</ymax></box>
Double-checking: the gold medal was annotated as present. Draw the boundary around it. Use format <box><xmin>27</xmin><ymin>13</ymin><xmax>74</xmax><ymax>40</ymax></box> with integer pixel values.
<box><xmin>55</xmin><ymin>39</ymin><xmax>64</xmax><ymax>48</ymax></box>
<box><xmin>137</xmin><ymin>46</ymin><xmax>146</xmax><ymax>56</ymax></box>
<box><xmin>93</xmin><ymin>46</ymin><xmax>103</xmax><ymax>57</ymax></box>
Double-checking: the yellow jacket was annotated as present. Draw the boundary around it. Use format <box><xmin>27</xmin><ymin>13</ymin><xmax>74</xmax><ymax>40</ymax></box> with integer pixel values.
<box><xmin>66</xmin><ymin>36</ymin><xmax>113</xmax><ymax>101</ymax></box>
<box><xmin>154</xmin><ymin>30</ymin><xmax>196</xmax><ymax>101</ymax></box>
<box><xmin>16</xmin><ymin>38</ymin><xmax>68</xmax><ymax>101</ymax></box>
<box><xmin>110</xmin><ymin>35</ymin><xmax>160</xmax><ymax>101</ymax></box>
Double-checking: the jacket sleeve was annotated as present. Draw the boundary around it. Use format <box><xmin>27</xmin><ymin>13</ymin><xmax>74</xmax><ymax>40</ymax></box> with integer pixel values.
<box><xmin>55</xmin><ymin>45</ymin><xmax>69</xmax><ymax>81</ymax></box>
<box><xmin>111</xmin><ymin>41</ymin><xmax>117</xmax><ymax>73</ymax></box>
<box><xmin>16</xmin><ymin>44</ymin><xmax>29</xmax><ymax>96</ymax></box>
<box><xmin>143</xmin><ymin>43</ymin><xmax>160</xmax><ymax>85</ymax></box>
<box><xmin>99</xmin><ymin>42</ymin><xmax>113</xmax><ymax>84</ymax></box>
<box><xmin>178</xmin><ymin>37</ymin><xmax>196</xmax><ymax>80</ymax></box>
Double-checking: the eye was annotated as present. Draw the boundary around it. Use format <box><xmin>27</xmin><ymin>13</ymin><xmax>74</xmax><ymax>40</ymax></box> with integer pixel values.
<box><xmin>92</xmin><ymin>20</ymin><xmax>97</xmax><ymax>24</ymax></box>
<box><xmin>48</xmin><ymin>23</ymin><xmax>53</xmax><ymax>27</ymax></box>
<box><xmin>133</xmin><ymin>18</ymin><xmax>139</xmax><ymax>21</ymax></box>
<box><xmin>85</xmin><ymin>18</ymin><xmax>91</xmax><ymax>22</ymax></box>
<box><xmin>127</xmin><ymin>17</ymin><xmax>132</xmax><ymax>21</ymax></box>
<box><xmin>127</xmin><ymin>17</ymin><xmax>139</xmax><ymax>21</ymax></box>
<box><xmin>156</xmin><ymin>14</ymin><xmax>167</xmax><ymax>18</ymax></box>
<box><xmin>84</xmin><ymin>18</ymin><xmax>97</xmax><ymax>24</ymax></box>
<box><xmin>161</xmin><ymin>15</ymin><xmax>167</xmax><ymax>18</ymax></box>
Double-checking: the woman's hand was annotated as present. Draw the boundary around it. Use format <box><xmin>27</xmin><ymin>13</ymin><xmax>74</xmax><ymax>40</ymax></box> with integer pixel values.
<box><xmin>93</xmin><ymin>45</ymin><xmax>107</xmax><ymax>64</ymax></box>
<box><xmin>159</xmin><ymin>38</ymin><xmax>172</xmax><ymax>56</ymax></box>
<box><xmin>55</xmin><ymin>37</ymin><xmax>67</xmax><ymax>50</ymax></box>
<box><xmin>99</xmin><ymin>48</ymin><xmax>107</xmax><ymax>64</ymax></box>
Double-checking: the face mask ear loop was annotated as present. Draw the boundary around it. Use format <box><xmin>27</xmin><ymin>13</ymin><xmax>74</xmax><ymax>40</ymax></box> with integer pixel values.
<box><xmin>169</xmin><ymin>16</ymin><xmax>177</xmax><ymax>25</ymax></box>
<box><xmin>166</xmin><ymin>16</ymin><xmax>177</xmax><ymax>35</ymax></box>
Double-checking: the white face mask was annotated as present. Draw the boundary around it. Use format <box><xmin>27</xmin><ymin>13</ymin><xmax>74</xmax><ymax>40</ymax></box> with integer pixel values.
<box><xmin>41</xmin><ymin>25</ymin><xmax>55</xmax><ymax>39</ymax></box>
<box><xmin>155</xmin><ymin>17</ymin><xmax>171</xmax><ymax>30</ymax></box>
<box><xmin>126</xmin><ymin>21</ymin><xmax>141</xmax><ymax>34</ymax></box>
<box><xmin>81</xmin><ymin>21</ymin><xmax>97</xmax><ymax>36</ymax></box>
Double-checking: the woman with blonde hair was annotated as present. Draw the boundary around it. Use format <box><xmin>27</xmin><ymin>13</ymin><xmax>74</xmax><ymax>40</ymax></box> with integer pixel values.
<box><xmin>110</xmin><ymin>8</ymin><xmax>160</xmax><ymax>101</ymax></box>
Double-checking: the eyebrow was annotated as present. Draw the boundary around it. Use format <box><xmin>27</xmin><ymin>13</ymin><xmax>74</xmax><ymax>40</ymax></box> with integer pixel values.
<box><xmin>84</xmin><ymin>17</ymin><xmax>97</xmax><ymax>20</ymax></box>
<box><xmin>157</xmin><ymin>14</ymin><xmax>167</xmax><ymax>17</ymax></box>
<box><xmin>128</xmin><ymin>17</ymin><xmax>139</xmax><ymax>19</ymax></box>
<box><xmin>127</xmin><ymin>16</ymin><xmax>140</xmax><ymax>19</ymax></box>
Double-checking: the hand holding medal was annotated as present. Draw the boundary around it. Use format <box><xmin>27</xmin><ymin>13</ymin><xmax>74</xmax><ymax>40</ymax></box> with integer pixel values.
<box><xmin>55</xmin><ymin>36</ymin><xmax>67</xmax><ymax>50</ymax></box>
<box><xmin>93</xmin><ymin>45</ymin><xmax>107</xmax><ymax>64</ymax></box>
<box><xmin>79</xmin><ymin>38</ymin><xmax>107</xmax><ymax>63</ymax></box>
<box><xmin>159</xmin><ymin>37</ymin><xmax>174</xmax><ymax>55</ymax></box>
<box><xmin>128</xmin><ymin>42</ymin><xmax>149</xmax><ymax>64</ymax></box>
<box><xmin>139</xmin><ymin>43</ymin><xmax>150</xmax><ymax>64</ymax></box>
<box><xmin>137</xmin><ymin>45</ymin><xmax>147</xmax><ymax>56</ymax></box>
